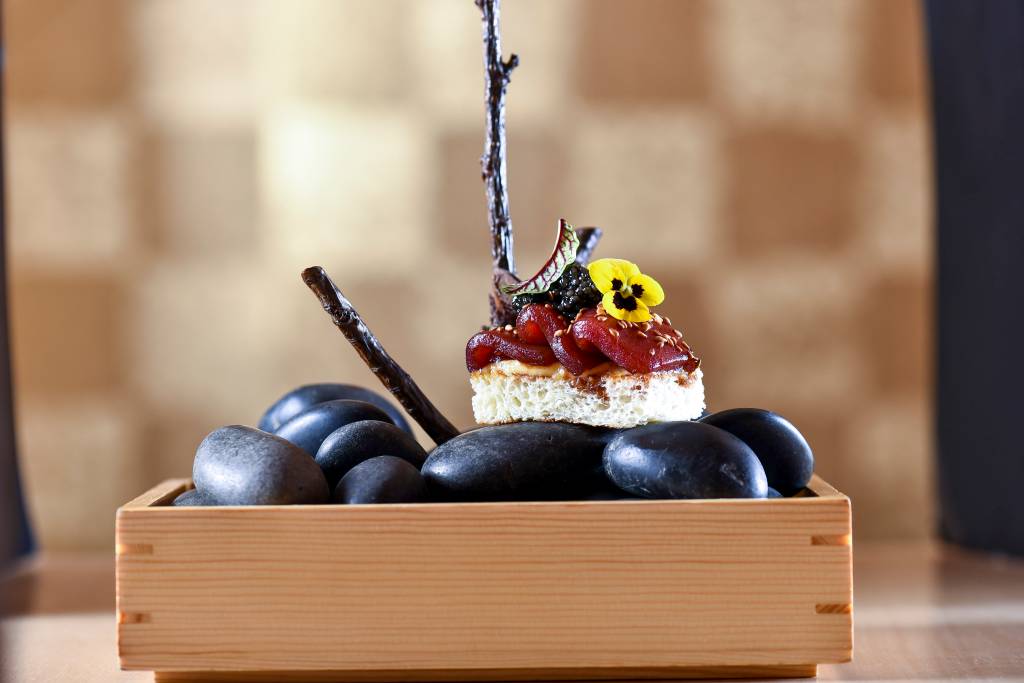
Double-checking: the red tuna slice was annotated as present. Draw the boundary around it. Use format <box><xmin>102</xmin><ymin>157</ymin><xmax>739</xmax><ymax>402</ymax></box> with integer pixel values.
<box><xmin>465</xmin><ymin>328</ymin><xmax>556</xmax><ymax>371</ymax></box>
<box><xmin>570</xmin><ymin>308</ymin><xmax>700</xmax><ymax>375</ymax></box>
<box><xmin>515</xmin><ymin>304</ymin><xmax>605</xmax><ymax>376</ymax></box>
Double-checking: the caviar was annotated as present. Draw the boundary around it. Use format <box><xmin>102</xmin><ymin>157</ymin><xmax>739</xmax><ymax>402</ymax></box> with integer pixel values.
<box><xmin>509</xmin><ymin>263</ymin><xmax>602</xmax><ymax>320</ymax></box>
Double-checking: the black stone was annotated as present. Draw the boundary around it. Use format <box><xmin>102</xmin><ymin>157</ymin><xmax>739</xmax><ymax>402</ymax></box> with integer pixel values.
<box><xmin>582</xmin><ymin>475</ymin><xmax>638</xmax><ymax>500</ymax></box>
<box><xmin>193</xmin><ymin>425</ymin><xmax>330</xmax><ymax>505</ymax></box>
<box><xmin>171</xmin><ymin>489</ymin><xmax>209</xmax><ymax>507</ymax></box>
<box><xmin>422</xmin><ymin>422</ymin><xmax>608</xmax><ymax>501</ymax></box>
<box><xmin>603</xmin><ymin>422</ymin><xmax>768</xmax><ymax>499</ymax></box>
<box><xmin>700</xmin><ymin>408</ymin><xmax>814</xmax><ymax>496</ymax></box>
<box><xmin>332</xmin><ymin>455</ymin><xmax>428</xmax><ymax>504</ymax></box>
<box><xmin>258</xmin><ymin>383</ymin><xmax>411</xmax><ymax>434</ymax></box>
<box><xmin>316</xmin><ymin>420</ymin><xmax>428</xmax><ymax>488</ymax></box>
<box><xmin>274</xmin><ymin>400</ymin><xmax>394</xmax><ymax>456</ymax></box>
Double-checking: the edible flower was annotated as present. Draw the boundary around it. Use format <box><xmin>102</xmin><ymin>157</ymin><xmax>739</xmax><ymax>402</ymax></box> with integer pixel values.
<box><xmin>587</xmin><ymin>258</ymin><xmax>665</xmax><ymax>322</ymax></box>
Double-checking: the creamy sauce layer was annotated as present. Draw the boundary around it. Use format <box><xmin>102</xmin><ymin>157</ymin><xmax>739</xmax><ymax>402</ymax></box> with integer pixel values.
<box><xmin>478</xmin><ymin>360</ymin><xmax>638</xmax><ymax>380</ymax></box>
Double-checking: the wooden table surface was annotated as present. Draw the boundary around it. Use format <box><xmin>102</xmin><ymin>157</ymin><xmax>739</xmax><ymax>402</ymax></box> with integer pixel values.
<box><xmin>1</xmin><ymin>541</ymin><xmax>1022</xmax><ymax>682</ymax></box>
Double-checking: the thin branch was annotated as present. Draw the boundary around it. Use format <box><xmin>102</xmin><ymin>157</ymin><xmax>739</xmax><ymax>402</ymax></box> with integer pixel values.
<box><xmin>302</xmin><ymin>266</ymin><xmax>461</xmax><ymax>446</ymax></box>
<box><xmin>477</xmin><ymin>0</ymin><xmax>518</xmax><ymax>326</ymax></box>
<box><xmin>574</xmin><ymin>227</ymin><xmax>603</xmax><ymax>266</ymax></box>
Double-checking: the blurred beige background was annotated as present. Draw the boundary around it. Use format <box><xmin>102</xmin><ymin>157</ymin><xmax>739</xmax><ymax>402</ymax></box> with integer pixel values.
<box><xmin>4</xmin><ymin>0</ymin><xmax>930</xmax><ymax>549</ymax></box>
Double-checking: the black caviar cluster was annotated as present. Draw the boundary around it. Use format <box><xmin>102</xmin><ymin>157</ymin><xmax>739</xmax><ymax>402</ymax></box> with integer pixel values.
<box><xmin>509</xmin><ymin>263</ymin><xmax>603</xmax><ymax>320</ymax></box>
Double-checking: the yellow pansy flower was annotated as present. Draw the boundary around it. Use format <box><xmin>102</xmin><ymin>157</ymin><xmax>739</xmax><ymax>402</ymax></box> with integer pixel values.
<box><xmin>587</xmin><ymin>258</ymin><xmax>665</xmax><ymax>322</ymax></box>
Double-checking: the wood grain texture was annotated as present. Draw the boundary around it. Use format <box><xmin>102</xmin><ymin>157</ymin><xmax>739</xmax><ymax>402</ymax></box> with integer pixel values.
<box><xmin>153</xmin><ymin>663</ymin><xmax>818</xmax><ymax>682</ymax></box>
<box><xmin>116</xmin><ymin>476</ymin><xmax>852</xmax><ymax>678</ymax></box>
<box><xmin>120</xmin><ymin>478</ymin><xmax>191</xmax><ymax>509</ymax></box>
<box><xmin>15</xmin><ymin>543</ymin><xmax>1024</xmax><ymax>682</ymax></box>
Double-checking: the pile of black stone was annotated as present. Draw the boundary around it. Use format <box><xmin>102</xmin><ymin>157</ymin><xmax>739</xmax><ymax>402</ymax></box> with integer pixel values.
<box><xmin>174</xmin><ymin>382</ymin><xmax>813</xmax><ymax>507</ymax></box>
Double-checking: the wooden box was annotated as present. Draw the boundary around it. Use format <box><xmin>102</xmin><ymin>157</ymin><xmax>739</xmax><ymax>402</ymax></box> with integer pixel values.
<box><xmin>116</xmin><ymin>476</ymin><xmax>852</xmax><ymax>682</ymax></box>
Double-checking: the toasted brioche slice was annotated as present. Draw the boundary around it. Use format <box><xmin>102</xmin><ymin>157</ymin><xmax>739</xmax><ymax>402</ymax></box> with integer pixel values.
<box><xmin>470</xmin><ymin>361</ymin><xmax>705</xmax><ymax>428</ymax></box>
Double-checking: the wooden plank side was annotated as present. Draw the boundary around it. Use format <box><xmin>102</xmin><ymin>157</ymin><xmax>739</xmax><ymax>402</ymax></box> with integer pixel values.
<box><xmin>117</xmin><ymin>487</ymin><xmax>852</xmax><ymax>673</ymax></box>
<box><xmin>806</xmin><ymin>475</ymin><xmax>844</xmax><ymax>499</ymax></box>
<box><xmin>121</xmin><ymin>479</ymin><xmax>192</xmax><ymax>509</ymax></box>
<box><xmin>153</xmin><ymin>663</ymin><xmax>818</xmax><ymax>682</ymax></box>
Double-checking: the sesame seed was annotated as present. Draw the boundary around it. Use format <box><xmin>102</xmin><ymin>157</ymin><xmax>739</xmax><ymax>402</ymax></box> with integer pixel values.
<box><xmin>642</xmin><ymin>322</ymin><xmax>651</xmax><ymax>332</ymax></box>
<box><xmin>637</xmin><ymin>331</ymin><xmax>648</xmax><ymax>338</ymax></box>
<box><xmin>657</xmin><ymin>341</ymin><xmax>665</xmax><ymax>348</ymax></box>
<box><xmin>554</xmin><ymin>329</ymin><xmax>564</xmax><ymax>337</ymax></box>
<box><xmin>597</xmin><ymin>315</ymin><xmax>608</xmax><ymax>322</ymax></box>
<box><xmin>504</xmin><ymin>325</ymin><xmax>513</xmax><ymax>331</ymax></box>
<box><xmin>652</xmin><ymin>313</ymin><xmax>663</xmax><ymax>324</ymax></box>
<box><xmin>649</xmin><ymin>348</ymin><xmax>656</xmax><ymax>356</ymax></box>
<box><xmin>664</xmin><ymin>317</ymin><xmax>673</xmax><ymax>326</ymax></box>
<box><xmin>617</xmin><ymin>320</ymin><xmax>628</xmax><ymax>329</ymax></box>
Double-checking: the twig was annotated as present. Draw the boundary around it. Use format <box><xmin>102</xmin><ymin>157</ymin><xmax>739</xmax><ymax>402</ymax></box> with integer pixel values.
<box><xmin>302</xmin><ymin>266</ymin><xmax>461</xmax><ymax>445</ymax></box>
<box><xmin>574</xmin><ymin>227</ymin><xmax>603</xmax><ymax>266</ymax></box>
<box><xmin>477</xmin><ymin>0</ymin><xmax>519</xmax><ymax>326</ymax></box>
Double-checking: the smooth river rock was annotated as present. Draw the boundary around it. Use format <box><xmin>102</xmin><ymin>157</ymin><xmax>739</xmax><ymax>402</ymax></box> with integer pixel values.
<box><xmin>603</xmin><ymin>421</ymin><xmax>768</xmax><ymax>499</ymax></box>
<box><xmin>583</xmin><ymin>475</ymin><xmax>639</xmax><ymax>500</ymax></box>
<box><xmin>171</xmin><ymin>489</ymin><xmax>209</xmax><ymax>507</ymax></box>
<box><xmin>258</xmin><ymin>383</ymin><xmax>411</xmax><ymax>434</ymax></box>
<box><xmin>422</xmin><ymin>422</ymin><xmax>608</xmax><ymax>501</ymax></box>
<box><xmin>332</xmin><ymin>455</ymin><xmax>428</xmax><ymax>504</ymax></box>
<box><xmin>193</xmin><ymin>425</ymin><xmax>329</xmax><ymax>505</ymax></box>
<box><xmin>316</xmin><ymin>420</ymin><xmax>427</xmax><ymax>488</ymax></box>
<box><xmin>700</xmin><ymin>408</ymin><xmax>814</xmax><ymax>495</ymax></box>
<box><xmin>273</xmin><ymin>400</ymin><xmax>394</xmax><ymax>456</ymax></box>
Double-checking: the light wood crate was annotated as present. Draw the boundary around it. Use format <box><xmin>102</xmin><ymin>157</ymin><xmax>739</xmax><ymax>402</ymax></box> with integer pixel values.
<box><xmin>116</xmin><ymin>476</ymin><xmax>852</xmax><ymax>682</ymax></box>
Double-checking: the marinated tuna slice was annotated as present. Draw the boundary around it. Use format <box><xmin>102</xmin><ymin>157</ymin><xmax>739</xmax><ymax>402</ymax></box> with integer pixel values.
<box><xmin>466</xmin><ymin>328</ymin><xmax>556</xmax><ymax>371</ymax></box>
<box><xmin>570</xmin><ymin>308</ymin><xmax>699</xmax><ymax>375</ymax></box>
<box><xmin>515</xmin><ymin>304</ymin><xmax>604</xmax><ymax>375</ymax></box>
